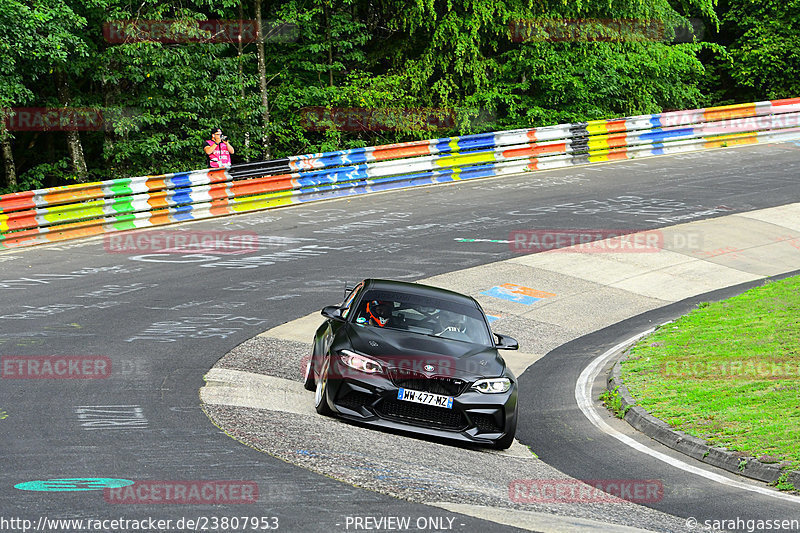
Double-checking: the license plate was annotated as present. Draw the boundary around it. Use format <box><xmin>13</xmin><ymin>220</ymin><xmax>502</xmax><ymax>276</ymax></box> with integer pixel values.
<box><xmin>397</xmin><ymin>388</ymin><xmax>453</xmax><ymax>409</ymax></box>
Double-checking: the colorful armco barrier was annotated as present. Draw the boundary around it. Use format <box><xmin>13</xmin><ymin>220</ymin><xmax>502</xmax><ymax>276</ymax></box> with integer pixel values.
<box><xmin>2</xmin><ymin>98</ymin><xmax>800</xmax><ymax>249</ymax></box>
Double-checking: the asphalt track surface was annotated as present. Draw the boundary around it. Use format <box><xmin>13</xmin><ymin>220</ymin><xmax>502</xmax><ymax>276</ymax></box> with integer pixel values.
<box><xmin>518</xmin><ymin>276</ymin><xmax>800</xmax><ymax>526</ymax></box>
<box><xmin>1</xmin><ymin>142</ymin><xmax>800</xmax><ymax>532</ymax></box>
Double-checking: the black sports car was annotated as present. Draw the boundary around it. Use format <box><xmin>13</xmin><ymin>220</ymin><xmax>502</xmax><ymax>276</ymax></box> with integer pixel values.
<box><xmin>303</xmin><ymin>279</ymin><xmax>519</xmax><ymax>449</ymax></box>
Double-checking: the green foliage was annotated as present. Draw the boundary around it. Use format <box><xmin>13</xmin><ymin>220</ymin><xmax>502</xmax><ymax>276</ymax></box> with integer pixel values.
<box><xmin>720</xmin><ymin>0</ymin><xmax>800</xmax><ymax>100</ymax></box>
<box><xmin>0</xmin><ymin>0</ymin><xmax>794</xmax><ymax>191</ymax></box>
<box><xmin>772</xmin><ymin>473</ymin><xmax>797</xmax><ymax>492</ymax></box>
<box><xmin>600</xmin><ymin>386</ymin><xmax>630</xmax><ymax>419</ymax></box>
<box><xmin>699</xmin><ymin>0</ymin><xmax>800</xmax><ymax>104</ymax></box>
<box><xmin>388</xmin><ymin>0</ymin><xmax>715</xmax><ymax>128</ymax></box>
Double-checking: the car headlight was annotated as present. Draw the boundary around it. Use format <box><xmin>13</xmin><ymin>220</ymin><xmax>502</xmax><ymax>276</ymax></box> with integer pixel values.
<box><xmin>339</xmin><ymin>350</ymin><xmax>383</xmax><ymax>374</ymax></box>
<box><xmin>471</xmin><ymin>377</ymin><xmax>511</xmax><ymax>393</ymax></box>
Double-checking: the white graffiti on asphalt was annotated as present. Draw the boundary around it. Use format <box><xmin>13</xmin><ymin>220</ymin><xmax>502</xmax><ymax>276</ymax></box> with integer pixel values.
<box><xmin>371</xmin><ymin>216</ymin><xmax>503</xmax><ymax>239</ymax></box>
<box><xmin>76</xmin><ymin>283</ymin><xmax>158</xmax><ymax>298</ymax></box>
<box><xmin>310</xmin><ymin>213</ymin><xmax>413</xmax><ymax>234</ymax></box>
<box><xmin>507</xmin><ymin>196</ymin><xmax>733</xmax><ymax>221</ymax></box>
<box><xmin>1</xmin><ymin>301</ymin><xmax>124</xmax><ymax>320</ymax></box>
<box><xmin>470</xmin><ymin>174</ymin><xmax>590</xmax><ymax>191</ymax></box>
<box><xmin>126</xmin><ymin>314</ymin><xmax>267</xmax><ymax>343</ymax></box>
<box><xmin>0</xmin><ymin>266</ymin><xmax>144</xmax><ymax>290</ymax></box>
<box><xmin>220</xmin><ymin>214</ymin><xmax>283</xmax><ymax>227</ymax></box>
<box><xmin>145</xmin><ymin>300</ymin><xmax>248</xmax><ymax>311</ymax></box>
<box><xmin>128</xmin><ymin>245</ymin><xmax>353</xmax><ymax>269</ymax></box>
<box><xmin>75</xmin><ymin>405</ymin><xmax>148</xmax><ymax>431</ymax></box>
<box><xmin>296</xmin><ymin>208</ymin><xmax>385</xmax><ymax>225</ymax></box>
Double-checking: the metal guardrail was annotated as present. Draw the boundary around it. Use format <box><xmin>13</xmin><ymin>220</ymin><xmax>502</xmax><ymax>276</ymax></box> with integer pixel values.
<box><xmin>2</xmin><ymin>98</ymin><xmax>799</xmax><ymax>249</ymax></box>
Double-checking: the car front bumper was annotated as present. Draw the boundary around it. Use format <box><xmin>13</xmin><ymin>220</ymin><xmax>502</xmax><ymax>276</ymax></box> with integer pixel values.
<box><xmin>324</xmin><ymin>360</ymin><xmax>517</xmax><ymax>446</ymax></box>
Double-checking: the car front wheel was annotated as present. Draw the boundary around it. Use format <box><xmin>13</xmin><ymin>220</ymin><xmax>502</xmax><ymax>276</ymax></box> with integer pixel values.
<box><xmin>314</xmin><ymin>357</ymin><xmax>334</xmax><ymax>416</ymax></box>
<box><xmin>492</xmin><ymin>412</ymin><xmax>517</xmax><ymax>450</ymax></box>
<box><xmin>303</xmin><ymin>354</ymin><xmax>316</xmax><ymax>392</ymax></box>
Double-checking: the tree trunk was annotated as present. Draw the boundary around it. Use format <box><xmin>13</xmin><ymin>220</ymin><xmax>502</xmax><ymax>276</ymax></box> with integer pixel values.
<box><xmin>238</xmin><ymin>3</ymin><xmax>251</xmax><ymax>162</ymax></box>
<box><xmin>255</xmin><ymin>0</ymin><xmax>271</xmax><ymax>160</ymax></box>
<box><xmin>237</xmin><ymin>3</ymin><xmax>244</xmax><ymax>88</ymax></box>
<box><xmin>323</xmin><ymin>0</ymin><xmax>334</xmax><ymax>87</ymax></box>
<box><xmin>0</xmin><ymin>109</ymin><xmax>17</xmax><ymax>189</ymax></box>
<box><xmin>56</xmin><ymin>71</ymin><xmax>89</xmax><ymax>182</ymax></box>
<box><xmin>65</xmin><ymin>129</ymin><xmax>88</xmax><ymax>182</ymax></box>
<box><xmin>102</xmin><ymin>70</ymin><xmax>116</xmax><ymax>175</ymax></box>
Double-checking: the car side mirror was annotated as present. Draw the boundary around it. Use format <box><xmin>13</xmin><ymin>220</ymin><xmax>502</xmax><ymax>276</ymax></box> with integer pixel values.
<box><xmin>321</xmin><ymin>305</ymin><xmax>344</xmax><ymax>321</ymax></box>
<box><xmin>494</xmin><ymin>333</ymin><xmax>519</xmax><ymax>350</ymax></box>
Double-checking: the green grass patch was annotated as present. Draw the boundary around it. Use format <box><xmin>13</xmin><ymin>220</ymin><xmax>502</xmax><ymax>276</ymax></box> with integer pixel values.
<box><xmin>621</xmin><ymin>275</ymin><xmax>800</xmax><ymax>477</ymax></box>
<box><xmin>773</xmin><ymin>473</ymin><xmax>797</xmax><ymax>492</ymax></box>
<box><xmin>600</xmin><ymin>386</ymin><xmax>629</xmax><ymax>419</ymax></box>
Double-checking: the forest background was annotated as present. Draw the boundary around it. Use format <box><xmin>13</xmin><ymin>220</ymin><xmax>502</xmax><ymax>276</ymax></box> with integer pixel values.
<box><xmin>1</xmin><ymin>0</ymin><xmax>798</xmax><ymax>193</ymax></box>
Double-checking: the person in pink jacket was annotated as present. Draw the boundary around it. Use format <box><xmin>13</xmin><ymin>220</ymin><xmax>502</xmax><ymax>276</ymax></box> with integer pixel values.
<box><xmin>204</xmin><ymin>127</ymin><xmax>235</xmax><ymax>168</ymax></box>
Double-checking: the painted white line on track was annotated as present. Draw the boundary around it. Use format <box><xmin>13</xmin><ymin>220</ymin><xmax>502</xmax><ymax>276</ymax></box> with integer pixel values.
<box><xmin>575</xmin><ymin>330</ymin><xmax>800</xmax><ymax>503</ymax></box>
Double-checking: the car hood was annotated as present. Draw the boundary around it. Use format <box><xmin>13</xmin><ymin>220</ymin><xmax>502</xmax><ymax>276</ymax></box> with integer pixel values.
<box><xmin>343</xmin><ymin>323</ymin><xmax>506</xmax><ymax>378</ymax></box>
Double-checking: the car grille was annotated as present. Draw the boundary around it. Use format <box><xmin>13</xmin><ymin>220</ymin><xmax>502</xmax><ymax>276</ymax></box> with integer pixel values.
<box><xmin>390</xmin><ymin>371</ymin><xmax>467</xmax><ymax>396</ymax></box>
<box><xmin>337</xmin><ymin>391</ymin><xmax>374</xmax><ymax>410</ymax></box>
<box><xmin>471</xmin><ymin>413</ymin><xmax>502</xmax><ymax>433</ymax></box>
<box><xmin>377</xmin><ymin>399</ymin><xmax>467</xmax><ymax>430</ymax></box>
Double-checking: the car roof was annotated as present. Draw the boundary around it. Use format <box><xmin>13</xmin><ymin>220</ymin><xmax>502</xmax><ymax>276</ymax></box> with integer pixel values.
<box><xmin>361</xmin><ymin>278</ymin><xmax>479</xmax><ymax>307</ymax></box>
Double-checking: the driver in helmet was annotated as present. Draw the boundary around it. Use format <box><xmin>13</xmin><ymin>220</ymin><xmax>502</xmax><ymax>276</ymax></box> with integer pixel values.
<box><xmin>365</xmin><ymin>300</ymin><xmax>394</xmax><ymax>327</ymax></box>
<box><xmin>437</xmin><ymin>310</ymin><xmax>467</xmax><ymax>335</ymax></box>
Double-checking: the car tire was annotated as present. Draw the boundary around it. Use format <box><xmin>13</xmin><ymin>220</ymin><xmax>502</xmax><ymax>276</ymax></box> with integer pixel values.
<box><xmin>303</xmin><ymin>350</ymin><xmax>316</xmax><ymax>392</ymax></box>
<box><xmin>314</xmin><ymin>357</ymin><xmax>334</xmax><ymax>416</ymax></box>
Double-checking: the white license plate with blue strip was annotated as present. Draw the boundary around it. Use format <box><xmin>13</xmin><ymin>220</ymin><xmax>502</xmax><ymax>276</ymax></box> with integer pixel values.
<box><xmin>397</xmin><ymin>388</ymin><xmax>453</xmax><ymax>409</ymax></box>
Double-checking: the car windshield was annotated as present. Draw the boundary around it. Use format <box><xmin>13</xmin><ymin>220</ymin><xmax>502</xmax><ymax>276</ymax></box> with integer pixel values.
<box><xmin>352</xmin><ymin>289</ymin><xmax>492</xmax><ymax>345</ymax></box>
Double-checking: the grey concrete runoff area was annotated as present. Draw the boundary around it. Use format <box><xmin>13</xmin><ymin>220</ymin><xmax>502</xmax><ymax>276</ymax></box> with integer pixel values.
<box><xmin>202</xmin><ymin>202</ymin><xmax>800</xmax><ymax>532</ymax></box>
<box><xmin>2</xmin><ymin>141</ymin><xmax>800</xmax><ymax>533</ymax></box>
